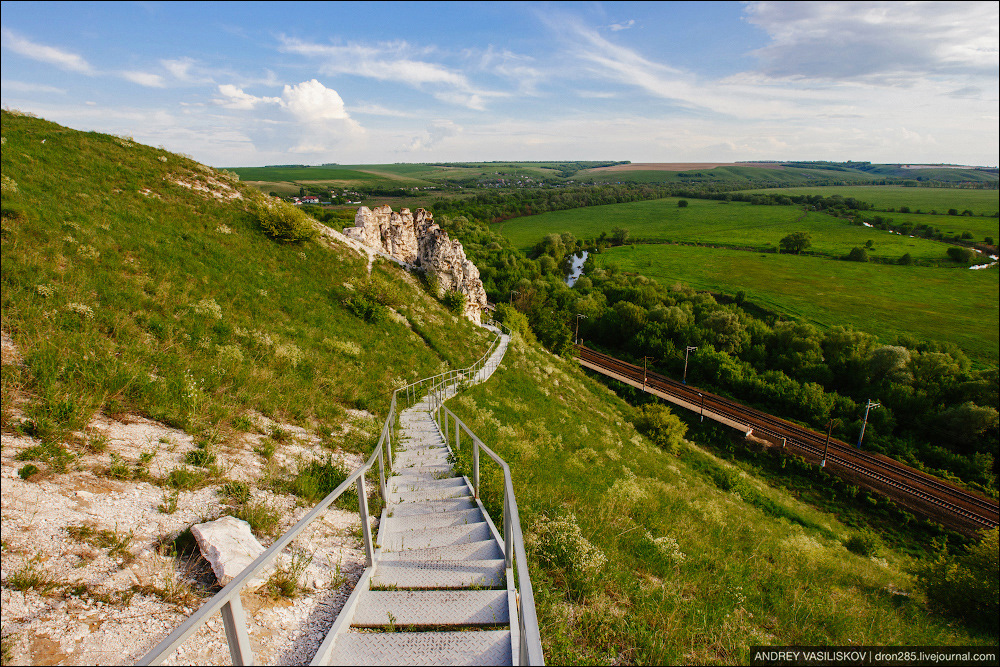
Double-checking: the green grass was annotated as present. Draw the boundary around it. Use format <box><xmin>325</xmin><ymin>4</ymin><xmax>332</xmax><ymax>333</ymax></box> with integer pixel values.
<box><xmin>497</xmin><ymin>197</ymin><xmax>961</xmax><ymax>261</ymax></box>
<box><xmin>594</xmin><ymin>244</ymin><xmax>999</xmax><ymax>364</ymax></box>
<box><xmin>1</xmin><ymin>110</ymin><xmax>492</xmax><ymax>461</ymax></box>
<box><xmin>444</xmin><ymin>334</ymin><xmax>994</xmax><ymax>664</ymax></box>
<box><xmin>580</xmin><ymin>164</ymin><xmax>888</xmax><ymax>186</ymax></box>
<box><xmin>742</xmin><ymin>186</ymin><xmax>1000</xmax><ymax>218</ymax></box>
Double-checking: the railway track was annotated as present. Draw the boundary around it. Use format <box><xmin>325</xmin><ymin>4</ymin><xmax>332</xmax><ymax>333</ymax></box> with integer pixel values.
<box><xmin>576</xmin><ymin>345</ymin><xmax>999</xmax><ymax>534</ymax></box>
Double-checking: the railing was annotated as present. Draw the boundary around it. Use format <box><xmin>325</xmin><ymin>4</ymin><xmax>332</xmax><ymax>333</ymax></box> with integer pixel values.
<box><xmin>435</xmin><ymin>402</ymin><xmax>544</xmax><ymax>666</ymax></box>
<box><xmin>138</xmin><ymin>321</ymin><xmax>519</xmax><ymax>666</ymax></box>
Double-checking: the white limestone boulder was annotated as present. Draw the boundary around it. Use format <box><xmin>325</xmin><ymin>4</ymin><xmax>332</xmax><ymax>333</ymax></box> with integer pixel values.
<box><xmin>190</xmin><ymin>515</ymin><xmax>270</xmax><ymax>587</ymax></box>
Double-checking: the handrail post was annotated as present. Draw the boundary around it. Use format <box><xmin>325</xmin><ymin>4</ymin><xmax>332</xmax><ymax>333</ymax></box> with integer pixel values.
<box><xmin>221</xmin><ymin>598</ymin><xmax>254</xmax><ymax>665</ymax></box>
<box><xmin>357</xmin><ymin>475</ymin><xmax>374</xmax><ymax>567</ymax></box>
<box><xmin>473</xmin><ymin>440</ymin><xmax>480</xmax><ymax>499</ymax></box>
<box><xmin>455</xmin><ymin>419</ymin><xmax>460</xmax><ymax>450</ymax></box>
<box><xmin>377</xmin><ymin>447</ymin><xmax>386</xmax><ymax>501</ymax></box>
<box><xmin>503</xmin><ymin>493</ymin><xmax>513</xmax><ymax>569</ymax></box>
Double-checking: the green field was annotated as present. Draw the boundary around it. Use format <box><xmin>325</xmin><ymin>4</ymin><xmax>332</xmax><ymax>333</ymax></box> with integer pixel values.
<box><xmin>497</xmin><ymin>197</ymin><xmax>962</xmax><ymax>262</ymax></box>
<box><xmin>743</xmin><ymin>186</ymin><xmax>999</xmax><ymax>217</ymax></box>
<box><xmin>594</xmin><ymin>244</ymin><xmax>999</xmax><ymax>364</ymax></box>
<box><xmin>581</xmin><ymin>165</ymin><xmax>891</xmax><ymax>186</ymax></box>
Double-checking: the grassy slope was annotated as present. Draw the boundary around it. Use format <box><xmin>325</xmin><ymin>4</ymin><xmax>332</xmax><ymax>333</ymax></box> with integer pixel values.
<box><xmin>1</xmin><ymin>111</ymin><xmax>491</xmax><ymax>444</ymax></box>
<box><xmin>446</xmin><ymin>336</ymin><xmax>992</xmax><ymax>664</ymax></box>
<box><xmin>497</xmin><ymin>197</ymin><xmax>959</xmax><ymax>262</ymax></box>
<box><xmin>594</xmin><ymin>244</ymin><xmax>999</xmax><ymax>364</ymax></box>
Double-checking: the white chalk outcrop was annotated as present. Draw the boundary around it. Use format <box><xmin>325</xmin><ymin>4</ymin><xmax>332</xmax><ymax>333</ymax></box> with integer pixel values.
<box><xmin>343</xmin><ymin>205</ymin><xmax>489</xmax><ymax>323</ymax></box>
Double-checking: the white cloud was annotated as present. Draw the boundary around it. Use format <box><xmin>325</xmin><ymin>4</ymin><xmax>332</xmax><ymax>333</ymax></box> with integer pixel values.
<box><xmin>404</xmin><ymin>120</ymin><xmax>461</xmax><ymax>152</ymax></box>
<box><xmin>744</xmin><ymin>1</ymin><xmax>1000</xmax><ymax>84</ymax></box>
<box><xmin>608</xmin><ymin>19</ymin><xmax>636</xmax><ymax>32</ymax></box>
<box><xmin>350</xmin><ymin>103</ymin><xmax>417</xmax><ymax>118</ymax></box>
<box><xmin>1</xmin><ymin>28</ymin><xmax>94</xmax><ymax>74</ymax></box>
<box><xmin>121</xmin><ymin>70</ymin><xmax>166</xmax><ymax>88</ymax></box>
<box><xmin>282</xmin><ymin>79</ymin><xmax>351</xmax><ymax>122</ymax></box>
<box><xmin>214</xmin><ymin>84</ymin><xmax>281</xmax><ymax>110</ymax></box>
<box><xmin>0</xmin><ymin>80</ymin><xmax>66</xmax><ymax>94</ymax></box>
<box><xmin>279</xmin><ymin>36</ymin><xmax>503</xmax><ymax>111</ymax></box>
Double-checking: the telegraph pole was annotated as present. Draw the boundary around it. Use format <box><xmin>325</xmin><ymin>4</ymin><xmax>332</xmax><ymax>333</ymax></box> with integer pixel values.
<box><xmin>643</xmin><ymin>356</ymin><xmax>651</xmax><ymax>391</ymax></box>
<box><xmin>509</xmin><ymin>290</ymin><xmax>518</xmax><ymax>305</ymax></box>
<box><xmin>821</xmin><ymin>419</ymin><xmax>838</xmax><ymax>468</ymax></box>
<box><xmin>575</xmin><ymin>314</ymin><xmax>587</xmax><ymax>345</ymax></box>
<box><xmin>699</xmin><ymin>392</ymin><xmax>705</xmax><ymax>422</ymax></box>
<box><xmin>857</xmin><ymin>399</ymin><xmax>880</xmax><ymax>448</ymax></box>
<box><xmin>683</xmin><ymin>346</ymin><xmax>697</xmax><ymax>384</ymax></box>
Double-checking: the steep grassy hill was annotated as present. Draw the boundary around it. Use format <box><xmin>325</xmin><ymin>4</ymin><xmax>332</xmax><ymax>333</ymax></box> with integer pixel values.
<box><xmin>0</xmin><ymin>110</ymin><xmax>492</xmax><ymax>459</ymax></box>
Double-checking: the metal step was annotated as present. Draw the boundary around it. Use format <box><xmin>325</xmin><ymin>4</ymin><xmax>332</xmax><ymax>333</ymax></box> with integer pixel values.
<box><xmin>391</xmin><ymin>486</ymin><xmax>470</xmax><ymax>504</ymax></box>
<box><xmin>387</xmin><ymin>498</ymin><xmax>478</xmax><ymax>518</ymax></box>
<box><xmin>388</xmin><ymin>476</ymin><xmax>467</xmax><ymax>492</ymax></box>
<box><xmin>378</xmin><ymin>540</ymin><xmax>504</xmax><ymax>562</ymax></box>
<box><xmin>371</xmin><ymin>559</ymin><xmax>506</xmax><ymax>589</ymax></box>
<box><xmin>386</xmin><ymin>464</ymin><xmax>452</xmax><ymax>479</ymax></box>
<box><xmin>382</xmin><ymin>508</ymin><xmax>484</xmax><ymax>533</ymax></box>
<box><xmin>381</xmin><ymin>522</ymin><xmax>492</xmax><ymax>552</ymax></box>
<box><xmin>351</xmin><ymin>590</ymin><xmax>509</xmax><ymax>627</ymax></box>
<box><xmin>325</xmin><ymin>629</ymin><xmax>512</xmax><ymax>666</ymax></box>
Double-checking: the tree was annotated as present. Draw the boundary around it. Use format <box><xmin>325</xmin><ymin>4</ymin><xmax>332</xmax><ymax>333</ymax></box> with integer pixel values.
<box><xmin>677</xmin><ymin>199</ymin><xmax>689</xmax><ymax>208</ymax></box>
<box><xmin>611</xmin><ymin>227</ymin><xmax>630</xmax><ymax>245</ymax></box>
<box><xmin>946</xmin><ymin>246</ymin><xmax>975</xmax><ymax>263</ymax></box>
<box><xmin>779</xmin><ymin>231</ymin><xmax>811</xmax><ymax>254</ymax></box>
<box><xmin>847</xmin><ymin>247</ymin><xmax>869</xmax><ymax>262</ymax></box>
<box><xmin>898</xmin><ymin>253</ymin><xmax>915</xmax><ymax>266</ymax></box>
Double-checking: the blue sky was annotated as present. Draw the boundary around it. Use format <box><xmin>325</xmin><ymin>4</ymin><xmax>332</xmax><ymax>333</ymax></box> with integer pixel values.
<box><xmin>2</xmin><ymin>1</ymin><xmax>997</xmax><ymax>167</ymax></box>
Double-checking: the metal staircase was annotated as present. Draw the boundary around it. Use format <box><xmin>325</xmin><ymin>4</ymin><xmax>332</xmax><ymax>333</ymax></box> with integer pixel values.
<box><xmin>138</xmin><ymin>323</ymin><xmax>543</xmax><ymax>666</ymax></box>
<box><xmin>314</xmin><ymin>331</ymin><xmax>528</xmax><ymax>665</ymax></box>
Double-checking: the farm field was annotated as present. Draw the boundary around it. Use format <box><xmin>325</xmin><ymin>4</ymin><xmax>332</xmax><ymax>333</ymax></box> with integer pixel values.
<box><xmin>497</xmin><ymin>198</ymin><xmax>960</xmax><ymax>262</ymax></box>
<box><xmin>743</xmin><ymin>186</ymin><xmax>1000</xmax><ymax>217</ymax></box>
<box><xmin>580</xmin><ymin>164</ymin><xmax>885</xmax><ymax>185</ymax></box>
<box><xmin>593</xmin><ymin>243</ymin><xmax>999</xmax><ymax>364</ymax></box>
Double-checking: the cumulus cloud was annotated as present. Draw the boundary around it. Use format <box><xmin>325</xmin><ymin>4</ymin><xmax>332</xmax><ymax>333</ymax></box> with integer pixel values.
<box><xmin>744</xmin><ymin>1</ymin><xmax>1000</xmax><ymax>84</ymax></box>
<box><xmin>214</xmin><ymin>79</ymin><xmax>363</xmax><ymax>154</ymax></box>
<box><xmin>1</xmin><ymin>28</ymin><xmax>94</xmax><ymax>74</ymax></box>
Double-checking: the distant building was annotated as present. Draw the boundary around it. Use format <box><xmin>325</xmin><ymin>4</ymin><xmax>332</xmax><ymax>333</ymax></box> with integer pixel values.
<box><xmin>300</xmin><ymin>195</ymin><xmax>320</xmax><ymax>204</ymax></box>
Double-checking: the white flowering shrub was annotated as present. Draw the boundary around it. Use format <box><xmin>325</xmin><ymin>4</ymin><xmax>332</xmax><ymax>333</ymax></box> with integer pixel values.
<box><xmin>216</xmin><ymin>224</ymin><xmax>232</xmax><ymax>235</ymax></box>
<box><xmin>35</xmin><ymin>284</ymin><xmax>55</xmax><ymax>298</ymax></box>
<box><xmin>1</xmin><ymin>174</ymin><xmax>17</xmax><ymax>195</ymax></box>
<box><xmin>606</xmin><ymin>467</ymin><xmax>647</xmax><ymax>510</ymax></box>
<box><xmin>66</xmin><ymin>302</ymin><xmax>94</xmax><ymax>319</ymax></box>
<box><xmin>77</xmin><ymin>244</ymin><xmax>100</xmax><ymax>260</ymax></box>
<box><xmin>532</xmin><ymin>512</ymin><xmax>607</xmax><ymax>591</ymax></box>
<box><xmin>191</xmin><ymin>298</ymin><xmax>222</xmax><ymax>320</ymax></box>
<box><xmin>275</xmin><ymin>343</ymin><xmax>304</xmax><ymax>368</ymax></box>
<box><xmin>216</xmin><ymin>344</ymin><xmax>244</xmax><ymax>367</ymax></box>
<box><xmin>646</xmin><ymin>532</ymin><xmax>686</xmax><ymax>565</ymax></box>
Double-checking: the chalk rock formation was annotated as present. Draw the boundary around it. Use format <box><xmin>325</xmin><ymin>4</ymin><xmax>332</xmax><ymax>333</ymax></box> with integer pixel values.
<box><xmin>191</xmin><ymin>515</ymin><xmax>269</xmax><ymax>587</ymax></box>
<box><xmin>344</xmin><ymin>205</ymin><xmax>489</xmax><ymax>323</ymax></box>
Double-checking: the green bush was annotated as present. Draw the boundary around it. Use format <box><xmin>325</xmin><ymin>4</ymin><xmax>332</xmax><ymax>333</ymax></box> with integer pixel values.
<box><xmin>844</xmin><ymin>529</ymin><xmax>881</xmax><ymax>556</ymax></box>
<box><xmin>633</xmin><ymin>404</ymin><xmax>687</xmax><ymax>454</ymax></box>
<box><xmin>898</xmin><ymin>253</ymin><xmax>915</xmax><ymax>266</ymax></box>
<box><xmin>442</xmin><ymin>289</ymin><xmax>466</xmax><ymax>314</ymax></box>
<box><xmin>917</xmin><ymin>528</ymin><xmax>999</xmax><ymax>631</ymax></box>
<box><xmin>946</xmin><ymin>246</ymin><xmax>975</xmax><ymax>263</ymax></box>
<box><xmin>847</xmin><ymin>247</ymin><xmax>869</xmax><ymax>262</ymax></box>
<box><xmin>249</xmin><ymin>198</ymin><xmax>317</xmax><ymax>244</ymax></box>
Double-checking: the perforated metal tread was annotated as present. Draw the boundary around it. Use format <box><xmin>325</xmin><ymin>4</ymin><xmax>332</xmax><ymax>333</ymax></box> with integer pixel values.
<box><xmin>370</xmin><ymin>559</ymin><xmax>506</xmax><ymax>589</ymax></box>
<box><xmin>387</xmin><ymin>498</ymin><xmax>478</xmax><ymax>517</ymax></box>
<box><xmin>325</xmin><ymin>630</ymin><xmax>512</xmax><ymax>666</ymax></box>
<box><xmin>352</xmin><ymin>590</ymin><xmax>509</xmax><ymax>627</ymax></box>
<box><xmin>383</xmin><ymin>508</ymin><xmax>484</xmax><ymax>532</ymax></box>
<box><xmin>381</xmin><ymin>521</ymin><xmax>492</xmax><ymax>552</ymax></box>
<box><xmin>389</xmin><ymin>476</ymin><xmax>467</xmax><ymax>491</ymax></box>
<box><xmin>377</xmin><ymin>539</ymin><xmax>504</xmax><ymax>561</ymax></box>
<box><xmin>391</xmin><ymin>487</ymin><xmax>470</xmax><ymax>503</ymax></box>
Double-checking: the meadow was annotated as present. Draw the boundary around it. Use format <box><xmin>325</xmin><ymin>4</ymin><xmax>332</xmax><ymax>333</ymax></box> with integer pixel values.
<box><xmin>497</xmin><ymin>197</ymin><xmax>960</xmax><ymax>262</ymax></box>
<box><xmin>742</xmin><ymin>185</ymin><xmax>1000</xmax><ymax>218</ymax></box>
<box><xmin>593</xmin><ymin>244</ymin><xmax>999</xmax><ymax>364</ymax></box>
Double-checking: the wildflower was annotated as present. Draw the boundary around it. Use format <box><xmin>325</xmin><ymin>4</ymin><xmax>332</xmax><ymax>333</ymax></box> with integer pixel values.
<box><xmin>77</xmin><ymin>245</ymin><xmax>100</xmax><ymax>260</ymax></box>
<box><xmin>36</xmin><ymin>284</ymin><xmax>55</xmax><ymax>298</ymax></box>
<box><xmin>252</xmin><ymin>330</ymin><xmax>274</xmax><ymax>348</ymax></box>
<box><xmin>533</xmin><ymin>512</ymin><xmax>607</xmax><ymax>578</ymax></box>
<box><xmin>275</xmin><ymin>343</ymin><xmax>303</xmax><ymax>367</ymax></box>
<box><xmin>191</xmin><ymin>298</ymin><xmax>222</xmax><ymax>320</ymax></box>
<box><xmin>647</xmin><ymin>533</ymin><xmax>687</xmax><ymax>565</ymax></box>
<box><xmin>63</xmin><ymin>234</ymin><xmax>77</xmax><ymax>244</ymax></box>
<box><xmin>217</xmin><ymin>344</ymin><xmax>244</xmax><ymax>367</ymax></box>
<box><xmin>258</xmin><ymin>289</ymin><xmax>268</xmax><ymax>297</ymax></box>
<box><xmin>298</xmin><ymin>251</ymin><xmax>307</xmax><ymax>260</ymax></box>
<box><xmin>158</xmin><ymin>156</ymin><xmax>168</xmax><ymax>163</ymax></box>
<box><xmin>66</xmin><ymin>302</ymin><xmax>95</xmax><ymax>319</ymax></box>
<box><xmin>1</xmin><ymin>174</ymin><xmax>17</xmax><ymax>195</ymax></box>
<box><xmin>216</xmin><ymin>224</ymin><xmax>232</xmax><ymax>235</ymax></box>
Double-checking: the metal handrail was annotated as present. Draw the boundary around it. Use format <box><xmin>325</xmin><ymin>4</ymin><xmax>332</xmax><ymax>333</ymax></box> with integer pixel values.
<box><xmin>138</xmin><ymin>321</ymin><xmax>512</xmax><ymax>666</ymax></box>
<box><xmin>435</xmin><ymin>402</ymin><xmax>544</xmax><ymax>666</ymax></box>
